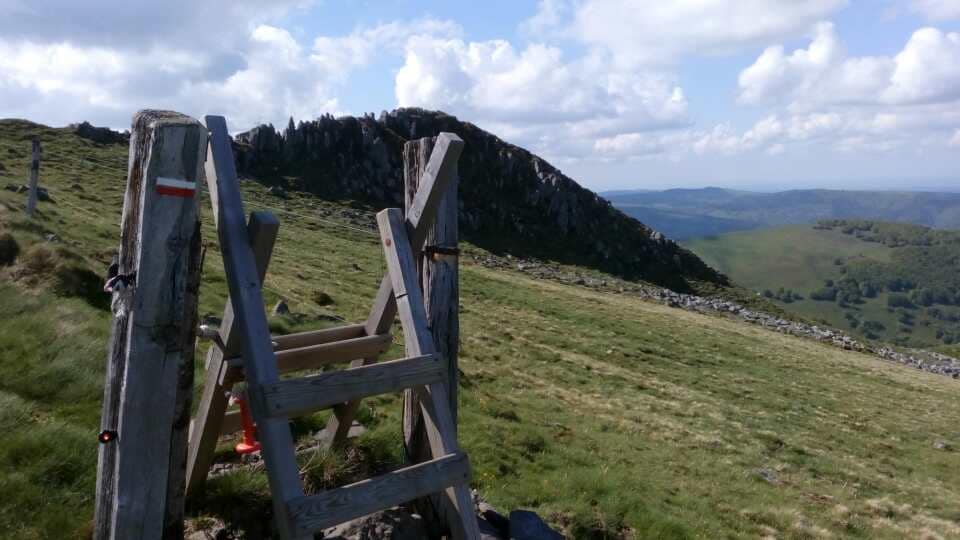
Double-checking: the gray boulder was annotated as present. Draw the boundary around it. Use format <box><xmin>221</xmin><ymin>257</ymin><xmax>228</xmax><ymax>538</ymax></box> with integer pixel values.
<box><xmin>509</xmin><ymin>510</ymin><xmax>564</xmax><ymax>540</ymax></box>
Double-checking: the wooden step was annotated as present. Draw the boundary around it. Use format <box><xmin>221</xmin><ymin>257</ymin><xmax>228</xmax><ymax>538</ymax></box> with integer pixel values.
<box><xmin>285</xmin><ymin>452</ymin><xmax>470</xmax><ymax>536</ymax></box>
<box><xmin>271</xmin><ymin>323</ymin><xmax>366</xmax><ymax>351</ymax></box>
<box><xmin>256</xmin><ymin>354</ymin><xmax>444</xmax><ymax>418</ymax></box>
<box><xmin>228</xmin><ymin>333</ymin><xmax>393</xmax><ymax>374</ymax></box>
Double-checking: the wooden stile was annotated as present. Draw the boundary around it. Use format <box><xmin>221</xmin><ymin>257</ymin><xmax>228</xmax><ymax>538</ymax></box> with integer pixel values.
<box><xmin>180</xmin><ymin>120</ymin><xmax>475</xmax><ymax>539</ymax></box>
<box><xmin>94</xmin><ymin>110</ymin><xmax>205</xmax><ymax>540</ymax></box>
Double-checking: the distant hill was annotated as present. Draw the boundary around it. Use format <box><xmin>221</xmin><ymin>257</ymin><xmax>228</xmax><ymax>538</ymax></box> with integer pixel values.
<box><xmin>604</xmin><ymin>187</ymin><xmax>960</xmax><ymax>240</ymax></box>
<box><xmin>685</xmin><ymin>220</ymin><xmax>960</xmax><ymax>348</ymax></box>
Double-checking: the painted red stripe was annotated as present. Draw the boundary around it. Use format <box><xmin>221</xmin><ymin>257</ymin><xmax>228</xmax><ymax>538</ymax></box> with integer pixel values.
<box><xmin>156</xmin><ymin>186</ymin><xmax>196</xmax><ymax>197</ymax></box>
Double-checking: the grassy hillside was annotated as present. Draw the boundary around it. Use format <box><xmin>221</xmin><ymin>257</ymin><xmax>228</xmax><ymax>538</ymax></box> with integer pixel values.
<box><xmin>685</xmin><ymin>224</ymin><xmax>960</xmax><ymax>348</ymax></box>
<box><xmin>3</xmin><ymin>121</ymin><xmax>960</xmax><ymax>539</ymax></box>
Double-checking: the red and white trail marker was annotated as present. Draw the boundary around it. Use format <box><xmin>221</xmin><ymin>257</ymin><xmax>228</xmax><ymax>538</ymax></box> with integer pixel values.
<box><xmin>156</xmin><ymin>177</ymin><xmax>196</xmax><ymax>198</ymax></box>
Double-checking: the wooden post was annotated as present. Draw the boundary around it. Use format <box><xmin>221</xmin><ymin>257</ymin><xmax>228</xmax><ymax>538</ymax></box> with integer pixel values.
<box><xmin>403</xmin><ymin>135</ymin><xmax>460</xmax><ymax>454</ymax></box>
<box><xmin>25</xmin><ymin>137</ymin><xmax>41</xmax><ymax>217</ymax></box>
<box><xmin>94</xmin><ymin>110</ymin><xmax>205</xmax><ymax>540</ymax></box>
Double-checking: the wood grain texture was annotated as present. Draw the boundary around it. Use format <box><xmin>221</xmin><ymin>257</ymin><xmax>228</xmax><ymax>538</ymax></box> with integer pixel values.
<box><xmin>186</xmin><ymin>211</ymin><xmax>279</xmax><ymax>495</ymax></box>
<box><xmin>377</xmin><ymin>208</ymin><xmax>480</xmax><ymax>540</ymax></box>
<box><xmin>286</xmin><ymin>452</ymin><xmax>471</xmax><ymax>537</ymax></box>
<box><xmin>204</xmin><ymin>115</ymin><xmax>307</xmax><ymax>540</ymax></box>
<box><xmin>258</xmin><ymin>354</ymin><xmax>443</xmax><ymax>418</ymax></box>
<box><xmin>271</xmin><ymin>323</ymin><xmax>366</xmax><ymax>351</ymax></box>
<box><xmin>95</xmin><ymin>110</ymin><xmax>205</xmax><ymax>540</ymax></box>
<box><xmin>228</xmin><ymin>333</ymin><xmax>391</xmax><ymax>373</ymax></box>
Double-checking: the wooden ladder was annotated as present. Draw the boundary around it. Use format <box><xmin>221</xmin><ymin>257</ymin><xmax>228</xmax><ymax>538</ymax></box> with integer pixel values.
<box><xmin>188</xmin><ymin>116</ymin><xmax>479</xmax><ymax>539</ymax></box>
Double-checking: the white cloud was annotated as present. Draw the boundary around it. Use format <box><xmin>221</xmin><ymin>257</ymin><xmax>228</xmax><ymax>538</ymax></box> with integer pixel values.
<box><xmin>394</xmin><ymin>35</ymin><xmax>690</xmax><ymax>158</ymax></box>
<box><xmin>739</xmin><ymin>23</ymin><xmax>960</xmax><ymax>108</ymax></box>
<box><xmin>951</xmin><ymin>129</ymin><xmax>960</xmax><ymax>145</ymax></box>
<box><xmin>564</xmin><ymin>0</ymin><xmax>846</xmax><ymax>66</ymax></box>
<box><xmin>912</xmin><ymin>0</ymin><xmax>960</xmax><ymax>20</ymax></box>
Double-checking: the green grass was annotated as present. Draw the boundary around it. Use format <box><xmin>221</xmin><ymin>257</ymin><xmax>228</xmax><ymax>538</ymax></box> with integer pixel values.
<box><xmin>685</xmin><ymin>225</ymin><xmax>893</xmax><ymax>294</ymax></box>
<box><xmin>3</xmin><ymin>121</ymin><xmax>960</xmax><ymax>538</ymax></box>
<box><xmin>684</xmin><ymin>225</ymin><xmax>960</xmax><ymax>347</ymax></box>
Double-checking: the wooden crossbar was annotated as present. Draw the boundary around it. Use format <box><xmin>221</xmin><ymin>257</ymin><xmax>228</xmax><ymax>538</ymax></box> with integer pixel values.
<box><xmin>272</xmin><ymin>324</ymin><xmax>366</xmax><ymax>350</ymax></box>
<box><xmin>255</xmin><ymin>354</ymin><xmax>444</xmax><ymax>418</ymax></box>
<box><xmin>286</xmin><ymin>452</ymin><xmax>471</xmax><ymax>537</ymax></box>
<box><xmin>228</xmin><ymin>333</ymin><xmax>392</xmax><ymax>373</ymax></box>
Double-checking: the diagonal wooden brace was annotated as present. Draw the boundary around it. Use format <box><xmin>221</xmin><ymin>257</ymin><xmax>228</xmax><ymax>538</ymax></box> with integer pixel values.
<box><xmin>324</xmin><ymin>133</ymin><xmax>464</xmax><ymax>447</ymax></box>
<box><xmin>204</xmin><ymin>115</ymin><xmax>309</xmax><ymax>540</ymax></box>
<box><xmin>186</xmin><ymin>211</ymin><xmax>279</xmax><ymax>495</ymax></box>
<box><xmin>377</xmin><ymin>208</ymin><xmax>480</xmax><ymax>540</ymax></box>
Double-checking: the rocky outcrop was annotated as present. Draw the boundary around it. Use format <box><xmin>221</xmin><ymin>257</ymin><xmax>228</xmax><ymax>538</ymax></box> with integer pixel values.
<box><xmin>71</xmin><ymin>121</ymin><xmax>129</xmax><ymax>144</ymax></box>
<box><xmin>231</xmin><ymin>109</ymin><xmax>724</xmax><ymax>291</ymax></box>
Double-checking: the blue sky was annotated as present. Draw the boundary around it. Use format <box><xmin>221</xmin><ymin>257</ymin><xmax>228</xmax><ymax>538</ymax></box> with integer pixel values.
<box><xmin>0</xmin><ymin>0</ymin><xmax>958</xmax><ymax>192</ymax></box>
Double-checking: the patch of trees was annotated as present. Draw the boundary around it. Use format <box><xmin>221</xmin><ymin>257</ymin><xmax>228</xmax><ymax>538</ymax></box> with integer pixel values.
<box><xmin>762</xmin><ymin>287</ymin><xmax>803</xmax><ymax>303</ymax></box>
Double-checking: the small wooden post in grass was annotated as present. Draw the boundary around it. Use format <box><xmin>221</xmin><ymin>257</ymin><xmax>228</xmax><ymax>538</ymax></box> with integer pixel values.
<box><xmin>25</xmin><ymin>137</ymin><xmax>41</xmax><ymax>217</ymax></box>
<box><xmin>94</xmin><ymin>110</ymin><xmax>205</xmax><ymax>540</ymax></box>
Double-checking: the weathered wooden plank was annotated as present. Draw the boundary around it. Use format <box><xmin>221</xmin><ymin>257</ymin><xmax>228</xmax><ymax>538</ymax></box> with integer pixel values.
<box><xmin>286</xmin><ymin>452</ymin><xmax>471</xmax><ymax>537</ymax></box>
<box><xmin>364</xmin><ymin>133</ymin><xmax>464</xmax><ymax>335</ymax></box>
<box><xmin>403</xmin><ymin>136</ymin><xmax>461</xmax><ymax>439</ymax></box>
<box><xmin>257</xmin><ymin>354</ymin><xmax>444</xmax><ymax>418</ymax></box>
<box><xmin>204</xmin><ymin>115</ymin><xmax>307</xmax><ymax>540</ymax></box>
<box><xmin>25</xmin><ymin>137</ymin><xmax>41</xmax><ymax>217</ymax></box>
<box><xmin>95</xmin><ymin>110</ymin><xmax>205</xmax><ymax>540</ymax></box>
<box><xmin>226</xmin><ymin>333</ymin><xmax>392</xmax><ymax>373</ymax></box>
<box><xmin>185</xmin><ymin>211</ymin><xmax>279</xmax><ymax>495</ymax></box>
<box><xmin>271</xmin><ymin>323</ymin><xmax>366</xmax><ymax>351</ymax></box>
<box><xmin>377</xmin><ymin>208</ymin><xmax>479</xmax><ymax>540</ymax></box>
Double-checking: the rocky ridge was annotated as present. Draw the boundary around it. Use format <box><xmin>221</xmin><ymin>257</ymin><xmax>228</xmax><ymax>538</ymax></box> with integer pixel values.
<box><xmin>232</xmin><ymin>108</ymin><xmax>724</xmax><ymax>291</ymax></box>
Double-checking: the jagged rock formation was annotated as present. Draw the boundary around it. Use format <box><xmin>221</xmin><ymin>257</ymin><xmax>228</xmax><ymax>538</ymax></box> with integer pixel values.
<box><xmin>71</xmin><ymin>121</ymin><xmax>129</xmax><ymax>144</ymax></box>
<box><xmin>232</xmin><ymin>108</ymin><xmax>725</xmax><ymax>291</ymax></box>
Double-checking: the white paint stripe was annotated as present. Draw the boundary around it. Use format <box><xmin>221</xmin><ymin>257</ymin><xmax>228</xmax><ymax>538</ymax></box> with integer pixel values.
<box><xmin>157</xmin><ymin>177</ymin><xmax>196</xmax><ymax>190</ymax></box>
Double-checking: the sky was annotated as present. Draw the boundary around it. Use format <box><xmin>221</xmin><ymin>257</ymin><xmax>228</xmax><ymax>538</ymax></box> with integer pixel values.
<box><xmin>0</xmin><ymin>1</ymin><xmax>958</xmax><ymax>192</ymax></box>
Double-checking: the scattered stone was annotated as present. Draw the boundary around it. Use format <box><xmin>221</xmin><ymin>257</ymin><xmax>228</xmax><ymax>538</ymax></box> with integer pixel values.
<box><xmin>352</xmin><ymin>262</ymin><xmax>363</xmax><ymax>271</ymax></box>
<box><xmin>323</xmin><ymin>507</ymin><xmax>427</xmax><ymax>540</ymax></box>
<box><xmin>36</xmin><ymin>187</ymin><xmax>51</xmax><ymax>202</ymax></box>
<box><xmin>267</xmin><ymin>185</ymin><xmax>288</xmax><ymax>198</ymax></box>
<box><xmin>184</xmin><ymin>516</ymin><xmax>230</xmax><ymax>540</ymax></box>
<box><xmin>44</xmin><ymin>233</ymin><xmax>59</xmax><ymax>243</ymax></box>
<box><xmin>312</xmin><ymin>290</ymin><xmax>334</xmax><ymax>306</ymax></box>
<box><xmin>755</xmin><ymin>468</ymin><xmax>780</xmax><ymax>485</ymax></box>
<box><xmin>0</xmin><ymin>232</ymin><xmax>20</xmax><ymax>266</ymax></box>
<box><xmin>508</xmin><ymin>510</ymin><xmax>564</xmax><ymax>540</ymax></box>
<box><xmin>272</xmin><ymin>299</ymin><xmax>290</xmax><ymax>316</ymax></box>
<box><xmin>934</xmin><ymin>440</ymin><xmax>952</xmax><ymax>451</ymax></box>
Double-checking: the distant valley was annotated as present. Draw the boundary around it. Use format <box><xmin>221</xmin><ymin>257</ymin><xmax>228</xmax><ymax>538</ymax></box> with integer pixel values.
<box><xmin>686</xmin><ymin>220</ymin><xmax>960</xmax><ymax>350</ymax></box>
<box><xmin>604</xmin><ymin>187</ymin><xmax>960</xmax><ymax>240</ymax></box>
